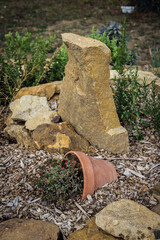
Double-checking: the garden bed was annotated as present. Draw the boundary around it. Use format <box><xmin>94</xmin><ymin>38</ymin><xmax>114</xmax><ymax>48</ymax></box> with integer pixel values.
<box><xmin>0</xmin><ymin>114</ymin><xmax>159</xmax><ymax>238</ymax></box>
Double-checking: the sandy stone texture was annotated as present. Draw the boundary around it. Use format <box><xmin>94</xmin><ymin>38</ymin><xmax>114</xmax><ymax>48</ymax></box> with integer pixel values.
<box><xmin>59</xmin><ymin>33</ymin><xmax>129</xmax><ymax>154</ymax></box>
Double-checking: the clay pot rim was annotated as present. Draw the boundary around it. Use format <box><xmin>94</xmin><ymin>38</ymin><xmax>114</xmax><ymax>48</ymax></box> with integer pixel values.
<box><xmin>63</xmin><ymin>151</ymin><xmax>95</xmax><ymax>199</ymax></box>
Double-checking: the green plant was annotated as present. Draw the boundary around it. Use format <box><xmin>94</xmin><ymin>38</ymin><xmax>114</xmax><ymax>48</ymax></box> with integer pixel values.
<box><xmin>0</xmin><ymin>31</ymin><xmax>68</xmax><ymax>104</ymax></box>
<box><xmin>149</xmin><ymin>42</ymin><xmax>160</xmax><ymax>68</ymax></box>
<box><xmin>112</xmin><ymin>65</ymin><xmax>160</xmax><ymax>139</ymax></box>
<box><xmin>144</xmin><ymin>81</ymin><xmax>160</xmax><ymax>138</ymax></box>
<box><xmin>99</xmin><ymin>21</ymin><xmax>122</xmax><ymax>44</ymax></box>
<box><xmin>47</xmin><ymin>43</ymin><xmax>68</xmax><ymax>82</ymax></box>
<box><xmin>35</xmin><ymin>156</ymin><xmax>83</xmax><ymax>201</ymax></box>
<box><xmin>112</xmin><ymin>67</ymin><xmax>145</xmax><ymax>139</ymax></box>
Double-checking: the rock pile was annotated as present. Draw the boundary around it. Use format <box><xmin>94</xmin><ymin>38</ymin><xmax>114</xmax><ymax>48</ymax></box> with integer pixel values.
<box><xmin>5</xmin><ymin>82</ymin><xmax>89</xmax><ymax>153</ymax></box>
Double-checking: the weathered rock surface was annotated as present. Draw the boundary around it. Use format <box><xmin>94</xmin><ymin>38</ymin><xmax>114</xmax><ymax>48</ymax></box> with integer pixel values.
<box><xmin>150</xmin><ymin>183</ymin><xmax>160</xmax><ymax>215</ymax></box>
<box><xmin>150</xmin><ymin>183</ymin><xmax>160</xmax><ymax>203</ymax></box>
<box><xmin>5</xmin><ymin>124</ymin><xmax>35</xmax><ymax>149</ymax></box>
<box><xmin>68</xmin><ymin>218</ymin><xmax>119</xmax><ymax>240</ymax></box>
<box><xmin>152</xmin><ymin>204</ymin><xmax>160</xmax><ymax>215</ymax></box>
<box><xmin>110</xmin><ymin>69</ymin><xmax>160</xmax><ymax>92</ymax></box>
<box><xmin>15</xmin><ymin>81</ymin><xmax>62</xmax><ymax>100</ymax></box>
<box><xmin>95</xmin><ymin>199</ymin><xmax>160</xmax><ymax>240</ymax></box>
<box><xmin>10</xmin><ymin>95</ymin><xmax>58</xmax><ymax>131</ymax></box>
<box><xmin>32</xmin><ymin>122</ymin><xmax>89</xmax><ymax>153</ymax></box>
<box><xmin>59</xmin><ymin>33</ymin><xmax>129</xmax><ymax>154</ymax></box>
<box><xmin>0</xmin><ymin>218</ymin><xmax>61</xmax><ymax>240</ymax></box>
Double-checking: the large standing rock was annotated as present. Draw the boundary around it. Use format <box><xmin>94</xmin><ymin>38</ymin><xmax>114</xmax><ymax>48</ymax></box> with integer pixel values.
<box><xmin>32</xmin><ymin>122</ymin><xmax>89</xmax><ymax>153</ymax></box>
<box><xmin>58</xmin><ymin>33</ymin><xmax>129</xmax><ymax>153</ymax></box>
<box><xmin>0</xmin><ymin>218</ymin><xmax>60</xmax><ymax>240</ymax></box>
<box><xmin>95</xmin><ymin>199</ymin><xmax>160</xmax><ymax>240</ymax></box>
<box><xmin>14</xmin><ymin>81</ymin><xmax>62</xmax><ymax>100</ymax></box>
<box><xmin>10</xmin><ymin>95</ymin><xmax>58</xmax><ymax>131</ymax></box>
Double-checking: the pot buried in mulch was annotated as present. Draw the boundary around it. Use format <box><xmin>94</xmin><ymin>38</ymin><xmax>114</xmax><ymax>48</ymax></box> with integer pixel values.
<box><xmin>63</xmin><ymin>151</ymin><xmax>117</xmax><ymax>199</ymax></box>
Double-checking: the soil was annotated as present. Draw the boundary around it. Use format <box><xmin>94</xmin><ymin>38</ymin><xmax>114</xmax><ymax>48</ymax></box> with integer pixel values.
<box><xmin>0</xmin><ymin>0</ymin><xmax>160</xmax><ymax>68</ymax></box>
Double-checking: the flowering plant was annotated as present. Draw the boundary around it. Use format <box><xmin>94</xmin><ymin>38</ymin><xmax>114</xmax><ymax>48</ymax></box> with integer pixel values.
<box><xmin>36</xmin><ymin>155</ymin><xmax>83</xmax><ymax>201</ymax></box>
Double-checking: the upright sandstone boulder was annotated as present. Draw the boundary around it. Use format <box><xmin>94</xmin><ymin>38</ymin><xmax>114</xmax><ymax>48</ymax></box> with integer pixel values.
<box><xmin>59</xmin><ymin>33</ymin><xmax>129</xmax><ymax>153</ymax></box>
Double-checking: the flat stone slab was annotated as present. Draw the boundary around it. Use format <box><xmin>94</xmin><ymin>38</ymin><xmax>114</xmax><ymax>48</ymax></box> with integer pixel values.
<box><xmin>15</xmin><ymin>81</ymin><xmax>61</xmax><ymax>100</ymax></box>
<box><xmin>95</xmin><ymin>199</ymin><xmax>160</xmax><ymax>240</ymax></box>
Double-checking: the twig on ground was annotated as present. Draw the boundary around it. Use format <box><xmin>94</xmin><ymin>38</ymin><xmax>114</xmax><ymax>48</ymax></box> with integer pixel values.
<box><xmin>74</xmin><ymin>201</ymin><xmax>92</xmax><ymax>221</ymax></box>
<box><xmin>148</xmin><ymin>164</ymin><xmax>160</xmax><ymax>174</ymax></box>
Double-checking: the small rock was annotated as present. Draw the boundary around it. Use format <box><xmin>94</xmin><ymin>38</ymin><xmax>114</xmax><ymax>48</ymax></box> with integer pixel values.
<box><xmin>9</xmin><ymin>95</ymin><xmax>59</xmax><ymax>131</ymax></box>
<box><xmin>68</xmin><ymin>218</ymin><xmax>118</xmax><ymax>240</ymax></box>
<box><xmin>152</xmin><ymin>204</ymin><xmax>160</xmax><ymax>215</ymax></box>
<box><xmin>0</xmin><ymin>218</ymin><xmax>61</xmax><ymax>240</ymax></box>
<box><xmin>95</xmin><ymin>199</ymin><xmax>160</xmax><ymax>240</ymax></box>
<box><xmin>32</xmin><ymin>122</ymin><xmax>89</xmax><ymax>153</ymax></box>
<box><xmin>14</xmin><ymin>81</ymin><xmax>62</xmax><ymax>100</ymax></box>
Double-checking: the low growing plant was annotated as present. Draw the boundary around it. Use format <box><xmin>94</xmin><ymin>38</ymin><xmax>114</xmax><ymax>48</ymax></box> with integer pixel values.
<box><xmin>35</xmin><ymin>156</ymin><xmax>83</xmax><ymax>201</ymax></box>
<box><xmin>0</xmin><ymin>32</ymin><xmax>68</xmax><ymax>104</ymax></box>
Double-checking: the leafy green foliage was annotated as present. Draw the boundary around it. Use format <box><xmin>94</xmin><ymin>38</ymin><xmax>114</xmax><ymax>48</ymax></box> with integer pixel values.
<box><xmin>0</xmin><ymin>32</ymin><xmax>68</xmax><ymax>104</ymax></box>
<box><xmin>35</xmin><ymin>156</ymin><xmax>83</xmax><ymax>201</ymax></box>
<box><xmin>149</xmin><ymin>41</ymin><xmax>160</xmax><ymax>71</ymax></box>
<box><xmin>99</xmin><ymin>21</ymin><xmax>122</xmax><ymax>45</ymax></box>
<box><xmin>47</xmin><ymin>44</ymin><xmax>68</xmax><ymax>82</ymax></box>
<box><xmin>143</xmin><ymin>81</ymin><xmax>160</xmax><ymax>138</ymax></box>
<box><xmin>112</xmin><ymin>67</ymin><xmax>160</xmax><ymax>139</ymax></box>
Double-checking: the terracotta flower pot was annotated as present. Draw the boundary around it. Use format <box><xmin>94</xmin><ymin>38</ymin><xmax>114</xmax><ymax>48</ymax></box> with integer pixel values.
<box><xmin>63</xmin><ymin>151</ymin><xmax>117</xmax><ymax>199</ymax></box>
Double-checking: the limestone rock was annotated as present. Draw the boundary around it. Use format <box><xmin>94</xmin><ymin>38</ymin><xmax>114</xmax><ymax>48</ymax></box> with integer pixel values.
<box><xmin>15</xmin><ymin>81</ymin><xmax>62</xmax><ymax>100</ymax></box>
<box><xmin>10</xmin><ymin>95</ymin><xmax>58</xmax><ymax>131</ymax></box>
<box><xmin>32</xmin><ymin>122</ymin><xmax>89</xmax><ymax>153</ymax></box>
<box><xmin>5</xmin><ymin>124</ymin><xmax>35</xmax><ymax>149</ymax></box>
<box><xmin>150</xmin><ymin>183</ymin><xmax>160</xmax><ymax>203</ymax></box>
<box><xmin>95</xmin><ymin>199</ymin><xmax>160</xmax><ymax>240</ymax></box>
<box><xmin>58</xmin><ymin>33</ymin><xmax>129</xmax><ymax>154</ymax></box>
<box><xmin>0</xmin><ymin>218</ymin><xmax>60</xmax><ymax>240</ymax></box>
<box><xmin>152</xmin><ymin>204</ymin><xmax>160</xmax><ymax>215</ymax></box>
<box><xmin>68</xmin><ymin>218</ymin><xmax>119</xmax><ymax>240</ymax></box>
<box><xmin>110</xmin><ymin>69</ymin><xmax>160</xmax><ymax>92</ymax></box>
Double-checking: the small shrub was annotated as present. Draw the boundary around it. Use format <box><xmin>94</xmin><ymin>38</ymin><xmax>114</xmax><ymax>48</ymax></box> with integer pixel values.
<box><xmin>0</xmin><ymin>32</ymin><xmax>68</xmax><ymax>104</ymax></box>
<box><xmin>47</xmin><ymin>43</ymin><xmax>68</xmax><ymax>82</ymax></box>
<box><xmin>34</xmin><ymin>156</ymin><xmax>83</xmax><ymax>202</ymax></box>
<box><xmin>112</xmin><ymin>66</ymin><xmax>160</xmax><ymax>139</ymax></box>
<box><xmin>112</xmin><ymin>67</ymin><xmax>145</xmax><ymax>139</ymax></box>
<box><xmin>149</xmin><ymin>41</ymin><xmax>160</xmax><ymax>77</ymax></box>
<box><xmin>98</xmin><ymin>21</ymin><xmax>122</xmax><ymax>45</ymax></box>
<box><xmin>144</xmin><ymin>81</ymin><xmax>160</xmax><ymax>138</ymax></box>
